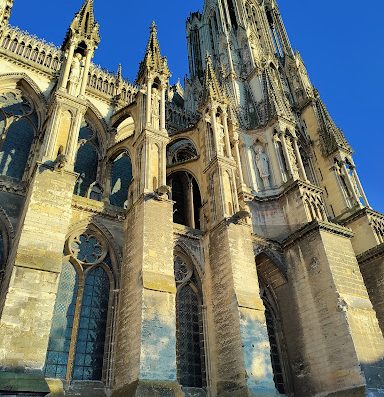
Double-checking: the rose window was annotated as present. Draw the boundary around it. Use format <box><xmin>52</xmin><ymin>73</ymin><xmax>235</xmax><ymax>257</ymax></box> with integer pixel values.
<box><xmin>71</xmin><ymin>234</ymin><xmax>105</xmax><ymax>264</ymax></box>
<box><xmin>174</xmin><ymin>255</ymin><xmax>192</xmax><ymax>283</ymax></box>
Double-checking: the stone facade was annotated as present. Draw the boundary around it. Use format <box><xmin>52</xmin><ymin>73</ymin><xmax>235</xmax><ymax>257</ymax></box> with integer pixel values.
<box><xmin>0</xmin><ymin>0</ymin><xmax>383</xmax><ymax>396</ymax></box>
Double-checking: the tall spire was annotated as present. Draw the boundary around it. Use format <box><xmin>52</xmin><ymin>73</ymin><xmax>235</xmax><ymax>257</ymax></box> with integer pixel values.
<box><xmin>136</xmin><ymin>22</ymin><xmax>170</xmax><ymax>83</ymax></box>
<box><xmin>314</xmin><ymin>89</ymin><xmax>352</xmax><ymax>156</ymax></box>
<box><xmin>0</xmin><ymin>0</ymin><xmax>13</xmax><ymax>25</ymax></box>
<box><xmin>62</xmin><ymin>0</ymin><xmax>100</xmax><ymax>51</ymax></box>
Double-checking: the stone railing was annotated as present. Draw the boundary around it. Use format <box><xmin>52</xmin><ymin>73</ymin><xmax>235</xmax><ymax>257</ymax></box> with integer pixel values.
<box><xmin>0</xmin><ymin>25</ymin><xmax>62</xmax><ymax>72</ymax></box>
<box><xmin>87</xmin><ymin>64</ymin><xmax>138</xmax><ymax>103</ymax></box>
<box><xmin>298</xmin><ymin>181</ymin><xmax>328</xmax><ymax>222</ymax></box>
<box><xmin>166</xmin><ymin>102</ymin><xmax>196</xmax><ymax>132</ymax></box>
<box><xmin>368</xmin><ymin>210</ymin><xmax>384</xmax><ymax>244</ymax></box>
<box><xmin>0</xmin><ymin>25</ymin><xmax>138</xmax><ymax>104</ymax></box>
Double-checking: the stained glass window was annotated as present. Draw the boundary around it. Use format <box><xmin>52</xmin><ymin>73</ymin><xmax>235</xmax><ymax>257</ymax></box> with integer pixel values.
<box><xmin>44</xmin><ymin>261</ymin><xmax>78</xmax><ymax>379</ymax></box>
<box><xmin>72</xmin><ymin>266</ymin><xmax>110</xmax><ymax>381</ymax></box>
<box><xmin>176</xmin><ymin>284</ymin><xmax>204</xmax><ymax>388</ymax></box>
<box><xmin>109</xmin><ymin>153</ymin><xmax>132</xmax><ymax>208</ymax></box>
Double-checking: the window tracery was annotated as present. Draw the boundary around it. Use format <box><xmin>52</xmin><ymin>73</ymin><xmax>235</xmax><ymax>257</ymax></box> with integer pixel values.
<box><xmin>167</xmin><ymin>139</ymin><xmax>198</xmax><ymax>167</ymax></box>
<box><xmin>174</xmin><ymin>254</ymin><xmax>206</xmax><ymax>389</ymax></box>
<box><xmin>0</xmin><ymin>90</ymin><xmax>38</xmax><ymax>180</ymax></box>
<box><xmin>44</xmin><ymin>230</ymin><xmax>114</xmax><ymax>383</ymax></box>
<box><xmin>74</xmin><ymin>120</ymin><xmax>100</xmax><ymax>199</ymax></box>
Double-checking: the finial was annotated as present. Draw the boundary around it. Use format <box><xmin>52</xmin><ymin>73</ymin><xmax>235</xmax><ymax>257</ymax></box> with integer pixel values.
<box><xmin>151</xmin><ymin>21</ymin><xmax>157</xmax><ymax>32</ymax></box>
<box><xmin>117</xmin><ymin>63</ymin><xmax>123</xmax><ymax>79</ymax></box>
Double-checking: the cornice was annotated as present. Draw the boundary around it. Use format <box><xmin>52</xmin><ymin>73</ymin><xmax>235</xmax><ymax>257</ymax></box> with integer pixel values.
<box><xmin>71</xmin><ymin>195</ymin><xmax>126</xmax><ymax>222</ymax></box>
<box><xmin>357</xmin><ymin>244</ymin><xmax>384</xmax><ymax>265</ymax></box>
<box><xmin>282</xmin><ymin>220</ymin><xmax>354</xmax><ymax>249</ymax></box>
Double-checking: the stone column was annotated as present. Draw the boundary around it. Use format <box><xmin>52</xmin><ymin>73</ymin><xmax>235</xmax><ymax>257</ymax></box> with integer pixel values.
<box><xmin>222</xmin><ymin>112</ymin><xmax>232</xmax><ymax>159</ymax></box>
<box><xmin>160</xmin><ymin>85</ymin><xmax>166</xmax><ymax>132</ymax></box>
<box><xmin>187</xmin><ymin>176</ymin><xmax>195</xmax><ymax>229</ymax></box>
<box><xmin>210</xmin><ymin>106</ymin><xmax>220</xmax><ymax>157</ymax></box>
<box><xmin>266</xmin><ymin>132</ymin><xmax>282</xmax><ymax>187</ymax></box>
<box><xmin>279</xmin><ymin>132</ymin><xmax>294</xmax><ymax>178</ymax></box>
<box><xmin>331</xmin><ymin>165</ymin><xmax>351</xmax><ymax>209</ymax></box>
<box><xmin>79</xmin><ymin>49</ymin><xmax>93</xmax><ymax>96</ymax></box>
<box><xmin>146</xmin><ymin>80</ymin><xmax>152</xmax><ymax>126</ymax></box>
<box><xmin>60</xmin><ymin>42</ymin><xmax>75</xmax><ymax>90</ymax></box>
<box><xmin>233</xmin><ymin>139</ymin><xmax>245</xmax><ymax>187</ymax></box>
<box><xmin>353</xmin><ymin>168</ymin><xmax>369</xmax><ymax>207</ymax></box>
<box><xmin>293</xmin><ymin>137</ymin><xmax>308</xmax><ymax>181</ymax></box>
<box><xmin>342</xmin><ymin>162</ymin><xmax>361</xmax><ymax>205</ymax></box>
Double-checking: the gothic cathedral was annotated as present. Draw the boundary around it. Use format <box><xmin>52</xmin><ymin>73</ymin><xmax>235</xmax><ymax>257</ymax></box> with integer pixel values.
<box><xmin>0</xmin><ymin>0</ymin><xmax>383</xmax><ymax>396</ymax></box>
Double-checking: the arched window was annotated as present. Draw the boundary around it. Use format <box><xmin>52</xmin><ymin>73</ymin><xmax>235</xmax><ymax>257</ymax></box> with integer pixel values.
<box><xmin>74</xmin><ymin>120</ymin><xmax>100</xmax><ymax>198</ymax></box>
<box><xmin>167</xmin><ymin>172</ymin><xmax>202</xmax><ymax>229</ymax></box>
<box><xmin>44</xmin><ymin>231</ymin><xmax>114</xmax><ymax>382</ymax></box>
<box><xmin>0</xmin><ymin>91</ymin><xmax>38</xmax><ymax>181</ymax></box>
<box><xmin>174</xmin><ymin>254</ymin><xmax>206</xmax><ymax>389</ymax></box>
<box><xmin>109</xmin><ymin>152</ymin><xmax>132</xmax><ymax>208</ymax></box>
<box><xmin>259</xmin><ymin>285</ymin><xmax>291</xmax><ymax>395</ymax></box>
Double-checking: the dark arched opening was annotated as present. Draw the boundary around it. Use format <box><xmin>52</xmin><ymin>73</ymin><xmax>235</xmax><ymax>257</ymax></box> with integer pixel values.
<box><xmin>167</xmin><ymin>171</ymin><xmax>201</xmax><ymax>230</ymax></box>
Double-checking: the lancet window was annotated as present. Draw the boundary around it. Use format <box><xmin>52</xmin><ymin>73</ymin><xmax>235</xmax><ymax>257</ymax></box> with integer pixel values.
<box><xmin>167</xmin><ymin>171</ymin><xmax>202</xmax><ymax>229</ymax></box>
<box><xmin>174</xmin><ymin>253</ymin><xmax>206</xmax><ymax>389</ymax></box>
<box><xmin>44</xmin><ymin>231</ymin><xmax>115</xmax><ymax>382</ymax></box>
<box><xmin>74</xmin><ymin>120</ymin><xmax>100</xmax><ymax>199</ymax></box>
<box><xmin>109</xmin><ymin>151</ymin><xmax>133</xmax><ymax>208</ymax></box>
<box><xmin>0</xmin><ymin>90</ymin><xmax>38</xmax><ymax>181</ymax></box>
<box><xmin>260</xmin><ymin>287</ymin><xmax>291</xmax><ymax>395</ymax></box>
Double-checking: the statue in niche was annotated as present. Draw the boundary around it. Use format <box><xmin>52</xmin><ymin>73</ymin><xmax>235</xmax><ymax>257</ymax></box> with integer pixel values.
<box><xmin>151</xmin><ymin>87</ymin><xmax>160</xmax><ymax>129</ymax></box>
<box><xmin>254</xmin><ymin>144</ymin><xmax>271</xmax><ymax>189</ymax></box>
<box><xmin>217</xmin><ymin>125</ymin><xmax>225</xmax><ymax>156</ymax></box>
<box><xmin>68</xmin><ymin>53</ymin><xmax>84</xmax><ymax>96</ymax></box>
<box><xmin>286</xmin><ymin>138</ymin><xmax>299</xmax><ymax>178</ymax></box>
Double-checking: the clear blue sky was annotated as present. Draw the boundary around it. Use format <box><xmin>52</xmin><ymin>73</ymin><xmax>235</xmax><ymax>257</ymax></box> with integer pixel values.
<box><xmin>10</xmin><ymin>0</ymin><xmax>383</xmax><ymax>213</ymax></box>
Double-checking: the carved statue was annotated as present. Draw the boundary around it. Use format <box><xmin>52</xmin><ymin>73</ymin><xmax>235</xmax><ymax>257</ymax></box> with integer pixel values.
<box><xmin>68</xmin><ymin>53</ymin><xmax>84</xmax><ymax>96</ymax></box>
<box><xmin>151</xmin><ymin>87</ymin><xmax>160</xmax><ymax>129</ymax></box>
<box><xmin>254</xmin><ymin>145</ymin><xmax>271</xmax><ymax>189</ymax></box>
<box><xmin>53</xmin><ymin>145</ymin><xmax>68</xmax><ymax>171</ymax></box>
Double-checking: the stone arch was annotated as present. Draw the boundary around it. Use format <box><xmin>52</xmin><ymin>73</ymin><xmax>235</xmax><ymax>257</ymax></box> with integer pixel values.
<box><xmin>84</xmin><ymin>104</ymin><xmax>108</xmax><ymax>156</ymax></box>
<box><xmin>255</xmin><ymin>249</ymin><xmax>293</xmax><ymax>395</ymax></box>
<box><xmin>166</xmin><ymin>137</ymin><xmax>199</xmax><ymax>167</ymax></box>
<box><xmin>0</xmin><ymin>206</ymin><xmax>15</xmax><ymax>290</ymax></box>
<box><xmin>167</xmin><ymin>170</ymin><xmax>202</xmax><ymax>229</ymax></box>
<box><xmin>0</xmin><ymin>73</ymin><xmax>47</xmax><ymax>126</ymax></box>
<box><xmin>173</xmin><ymin>245</ymin><xmax>207</xmax><ymax>389</ymax></box>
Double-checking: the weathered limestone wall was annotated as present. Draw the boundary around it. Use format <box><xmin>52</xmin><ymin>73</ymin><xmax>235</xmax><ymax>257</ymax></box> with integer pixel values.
<box><xmin>207</xmin><ymin>221</ymin><xmax>277</xmax><ymax>397</ymax></box>
<box><xmin>113</xmin><ymin>195</ymin><xmax>181</xmax><ymax>397</ymax></box>
<box><xmin>358</xmin><ymin>246</ymin><xmax>384</xmax><ymax>337</ymax></box>
<box><xmin>0</xmin><ymin>165</ymin><xmax>76</xmax><ymax>393</ymax></box>
<box><xmin>283</xmin><ymin>223</ymin><xmax>384</xmax><ymax>396</ymax></box>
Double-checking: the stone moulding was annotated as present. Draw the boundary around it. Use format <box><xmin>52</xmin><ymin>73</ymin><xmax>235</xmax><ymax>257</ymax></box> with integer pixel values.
<box><xmin>282</xmin><ymin>220</ymin><xmax>354</xmax><ymax>249</ymax></box>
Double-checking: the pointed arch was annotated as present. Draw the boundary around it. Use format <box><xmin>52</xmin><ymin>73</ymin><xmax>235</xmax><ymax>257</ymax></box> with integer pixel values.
<box><xmin>45</xmin><ymin>223</ymin><xmax>120</xmax><ymax>383</ymax></box>
<box><xmin>173</xmin><ymin>247</ymin><xmax>207</xmax><ymax>389</ymax></box>
<box><xmin>0</xmin><ymin>73</ymin><xmax>47</xmax><ymax>126</ymax></box>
